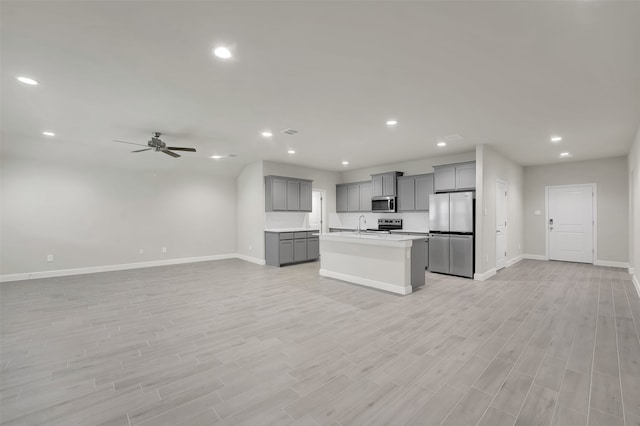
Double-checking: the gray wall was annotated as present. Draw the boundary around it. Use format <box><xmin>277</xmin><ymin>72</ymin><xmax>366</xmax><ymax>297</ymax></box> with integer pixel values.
<box><xmin>629</xmin><ymin>124</ymin><xmax>640</xmax><ymax>283</ymax></box>
<box><xmin>236</xmin><ymin>161</ymin><xmax>266</xmax><ymax>263</ymax></box>
<box><xmin>475</xmin><ymin>145</ymin><xmax>524</xmax><ymax>275</ymax></box>
<box><xmin>0</xmin><ymin>158</ymin><xmax>237</xmax><ymax>276</ymax></box>
<box><xmin>523</xmin><ymin>156</ymin><xmax>629</xmax><ymax>263</ymax></box>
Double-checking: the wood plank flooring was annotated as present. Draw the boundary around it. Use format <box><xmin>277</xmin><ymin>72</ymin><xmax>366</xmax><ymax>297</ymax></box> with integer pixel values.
<box><xmin>1</xmin><ymin>259</ymin><xmax>639</xmax><ymax>425</ymax></box>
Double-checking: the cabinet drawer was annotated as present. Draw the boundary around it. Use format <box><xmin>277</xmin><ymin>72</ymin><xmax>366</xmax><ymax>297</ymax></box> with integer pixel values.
<box><xmin>294</xmin><ymin>232</ymin><xmax>308</xmax><ymax>239</ymax></box>
<box><xmin>279</xmin><ymin>233</ymin><xmax>294</xmax><ymax>240</ymax></box>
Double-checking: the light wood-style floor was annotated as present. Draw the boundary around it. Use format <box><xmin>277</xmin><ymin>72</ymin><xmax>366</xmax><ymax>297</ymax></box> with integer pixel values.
<box><xmin>1</xmin><ymin>259</ymin><xmax>639</xmax><ymax>426</ymax></box>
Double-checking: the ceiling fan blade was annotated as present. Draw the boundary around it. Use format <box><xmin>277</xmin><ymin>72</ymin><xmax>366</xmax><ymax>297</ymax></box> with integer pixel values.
<box><xmin>167</xmin><ymin>147</ymin><xmax>196</xmax><ymax>152</ymax></box>
<box><xmin>113</xmin><ymin>139</ymin><xmax>148</xmax><ymax>147</ymax></box>
<box><xmin>131</xmin><ymin>148</ymin><xmax>152</xmax><ymax>153</ymax></box>
<box><xmin>162</xmin><ymin>149</ymin><xmax>180</xmax><ymax>158</ymax></box>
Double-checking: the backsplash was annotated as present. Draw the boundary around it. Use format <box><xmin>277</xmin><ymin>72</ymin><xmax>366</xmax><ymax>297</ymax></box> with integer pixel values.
<box><xmin>265</xmin><ymin>212</ymin><xmax>309</xmax><ymax>229</ymax></box>
<box><xmin>331</xmin><ymin>212</ymin><xmax>429</xmax><ymax>232</ymax></box>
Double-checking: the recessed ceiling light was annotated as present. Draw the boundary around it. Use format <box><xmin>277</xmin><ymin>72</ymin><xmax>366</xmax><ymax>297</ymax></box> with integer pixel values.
<box><xmin>288</xmin><ymin>150</ymin><xmax>295</xmax><ymax>154</ymax></box>
<box><xmin>210</xmin><ymin>155</ymin><xmax>223</xmax><ymax>159</ymax></box>
<box><xmin>42</xmin><ymin>131</ymin><xmax>55</xmax><ymax>137</ymax></box>
<box><xmin>213</xmin><ymin>46</ymin><xmax>232</xmax><ymax>59</ymax></box>
<box><xmin>342</xmin><ymin>161</ymin><xmax>349</xmax><ymax>165</ymax></box>
<box><xmin>261</xmin><ymin>131</ymin><xmax>273</xmax><ymax>138</ymax></box>
<box><xmin>17</xmin><ymin>76</ymin><xmax>38</xmax><ymax>85</ymax></box>
<box><xmin>386</xmin><ymin>120</ymin><xmax>398</xmax><ymax>126</ymax></box>
<box><xmin>559</xmin><ymin>152</ymin><xmax>572</xmax><ymax>157</ymax></box>
<box><xmin>437</xmin><ymin>141</ymin><xmax>447</xmax><ymax>147</ymax></box>
<box><xmin>551</xmin><ymin>136</ymin><xmax>563</xmax><ymax>143</ymax></box>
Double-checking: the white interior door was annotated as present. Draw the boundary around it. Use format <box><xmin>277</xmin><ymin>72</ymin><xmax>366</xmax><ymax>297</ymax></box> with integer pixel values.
<box><xmin>547</xmin><ymin>185</ymin><xmax>594</xmax><ymax>263</ymax></box>
<box><xmin>310</xmin><ymin>190</ymin><xmax>324</xmax><ymax>232</ymax></box>
<box><xmin>496</xmin><ymin>180</ymin><xmax>507</xmax><ymax>270</ymax></box>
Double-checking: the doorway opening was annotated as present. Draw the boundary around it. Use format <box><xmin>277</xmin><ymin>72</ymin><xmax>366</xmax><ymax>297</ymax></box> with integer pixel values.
<box><xmin>496</xmin><ymin>179</ymin><xmax>507</xmax><ymax>270</ymax></box>
<box><xmin>310</xmin><ymin>189</ymin><xmax>326</xmax><ymax>233</ymax></box>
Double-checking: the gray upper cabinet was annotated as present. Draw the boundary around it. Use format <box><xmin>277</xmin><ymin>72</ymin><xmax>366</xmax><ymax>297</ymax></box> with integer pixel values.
<box><xmin>415</xmin><ymin>174</ymin><xmax>434</xmax><ymax>211</ymax></box>
<box><xmin>397</xmin><ymin>174</ymin><xmax>433</xmax><ymax>212</ymax></box>
<box><xmin>434</xmin><ymin>162</ymin><xmax>475</xmax><ymax>192</ymax></box>
<box><xmin>336</xmin><ymin>184</ymin><xmax>348</xmax><ymax>213</ymax></box>
<box><xmin>336</xmin><ymin>181</ymin><xmax>372</xmax><ymax>212</ymax></box>
<box><xmin>299</xmin><ymin>181</ymin><xmax>312</xmax><ymax>211</ymax></box>
<box><xmin>397</xmin><ymin>176</ymin><xmax>415</xmax><ymax>211</ymax></box>
<box><xmin>287</xmin><ymin>181</ymin><xmax>300</xmax><ymax>210</ymax></box>
<box><xmin>359</xmin><ymin>181</ymin><xmax>372</xmax><ymax>212</ymax></box>
<box><xmin>265</xmin><ymin>176</ymin><xmax>313</xmax><ymax>212</ymax></box>
<box><xmin>371</xmin><ymin>172</ymin><xmax>403</xmax><ymax>197</ymax></box>
<box><xmin>348</xmin><ymin>184</ymin><xmax>360</xmax><ymax>212</ymax></box>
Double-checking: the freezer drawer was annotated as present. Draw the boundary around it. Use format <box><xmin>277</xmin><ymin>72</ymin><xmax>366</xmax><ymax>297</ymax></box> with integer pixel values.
<box><xmin>428</xmin><ymin>234</ymin><xmax>450</xmax><ymax>274</ymax></box>
<box><xmin>450</xmin><ymin>235</ymin><xmax>474</xmax><ymax>278</ymax></box>
<box><xmin>429</xmin><ymin>193</ymin><xmax>450</xmax><ymax>232</ymax></box>
<box><xmin>450</xmin><ymin>192</ymin><xmax>474</xmax><ymax>233</ymax></box>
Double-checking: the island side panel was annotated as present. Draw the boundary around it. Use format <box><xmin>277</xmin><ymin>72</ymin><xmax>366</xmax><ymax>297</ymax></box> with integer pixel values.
<box><xmin>410</xmin><ymin>238</ymin><xmax>426</xmax><ymax>289</ymax></box>
<box><xmin>319</xmin><ymin>238</ymin><xmax>412</xmax><ymax>295</ymax></box>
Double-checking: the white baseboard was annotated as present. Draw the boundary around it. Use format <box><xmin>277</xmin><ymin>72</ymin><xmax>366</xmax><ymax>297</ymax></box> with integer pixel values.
<box><xmin>522</xmin><ymin>254</ymin><xmax>549</xmax><ymax>261</ymax></box>
<box><xmin>319</xmin><ymin>269</ymin><xmax>411</xmax><ymax>295</ymax></box>
<box><xmin>0</xmin><ymin>253</ymin><xmax>259</xmax><ymax>283</ymax></box>
<box><xmin>474</xmin><ymin>268</ymin><xmax>497</xmax><ymax>281</ymax></box>
<box><xmin>234</xmin><ymin>254</ymin><xmax>266</xmax><ymax>266</ymax></box>
<box><xmin>505</xmin><ymin>255</ymin><xmax>524</xmax><ymax>268</ymax></box>
<box><xmin>594</xmin><ymin>260</ymin><xmax>630</xmax><ymax>269</ymax></box>
<box><xmin>633</xmin><ymin>274</ymin><xmax>640</xmax><ymax>299</ymax></box>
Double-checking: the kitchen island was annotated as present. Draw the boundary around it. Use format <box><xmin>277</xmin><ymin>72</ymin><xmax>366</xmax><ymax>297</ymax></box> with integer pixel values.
<box><xmin>319</xmin><ymin>232</ymin><xmax>426</xmax><ymax>295</ymax></box>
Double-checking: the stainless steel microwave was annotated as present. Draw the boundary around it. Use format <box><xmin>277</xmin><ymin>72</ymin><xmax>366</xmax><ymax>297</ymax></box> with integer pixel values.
<box><xmin>371</xmin><ymin>196</ymin><xmax>396</xmax><ymax>213</ymax></box>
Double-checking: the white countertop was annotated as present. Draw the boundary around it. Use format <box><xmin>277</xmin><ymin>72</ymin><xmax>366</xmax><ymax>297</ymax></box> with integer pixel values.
<box><xmin>320</xmin><ymin>232</ymin><xmax>426</xmax><ymax>247</ymax></box>
<box><xmin>389</xmin><ymin>229</ymin><xmax>429</xmax><ymax>234</ymax></box>
<box><xmin>265</xmin><ymin>228</ymin><xmax>319</xmax><ymax>233</ymax></box>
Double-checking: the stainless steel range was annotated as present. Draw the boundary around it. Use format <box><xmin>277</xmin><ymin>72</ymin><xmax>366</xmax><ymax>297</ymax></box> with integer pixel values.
<box><xmin>366</xmin><ymin>218</ymin><xmax>402</xmax><ymax>234</ymax></box>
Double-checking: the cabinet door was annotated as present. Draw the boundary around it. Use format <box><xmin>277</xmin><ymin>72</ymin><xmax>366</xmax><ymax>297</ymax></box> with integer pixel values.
<box><xmin>279</xmin><ymin>240</ymin><xmax>293</xmax><ymax>264</ymax></box>
<box><xmin>455</xmin><ymin>163</ymin><xmax>476</xmax><ymax>190</ymax></box>
<box><xmin>294</xmin><ymin>239</ymin><xmax>307</xmax><ymax>262</ymax></box>
<box><xmin>372</xmin><ymin>175</ymin><xmax>383</xmax><ymax>197</ymax></box>
<box><xmin>336</xmin><ymin>185</ymin><xmax>348</xmax><ymax>212</ymax></box>
<box><xmin>307</xmin><ymin>238</ymin><xmax>319</xmax><ymax>260</ymax></box>
<box><xmin>272</xmin><ymin>178</ymin><xmax>287</xmax><ymax>210</ymax></box>
<box><xmin>359</xmin><ymin>182</ymin><xmax>372</xmax><ymax>212</ymax></box>
<box><xmin>434</xmin><ymin>166</ymin><xmax>455</xmax><ymax>192</ymax></box>
<box><xmin>348</xmin><ymin>183</ymin><xmax>360</xmax><ymax>212</ymax></box>
<box><xmin>382</xmin><ymin>173</ymin><xmax>396</xmax><ymax>196</ymax></box>
<box><xmin>287</xmin><ymin>180</ymin><xmax>300</xmax><ymax>211</ymax></box>
<box><xmin>299</xmin><ymin>181</ymin><xmax>312</xmax><ymax>211</ymax></box>
<box><xmin>397</xmin><ymin>177</ymin><xmax>415</xmax><ymax>211</ymax></box>
<box><xmin>415</xmin><ymin>174</ymin><xmax>434</xmax><ymax>211</ymax></box>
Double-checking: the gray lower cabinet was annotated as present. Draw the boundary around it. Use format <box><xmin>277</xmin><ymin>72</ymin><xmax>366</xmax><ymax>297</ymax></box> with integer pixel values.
<box><xmin>265</xmin><ymin>230</ymin><xmax>320</xmax><ymax>266</ymax></box>
<box><xmin>265</xmin><ymin>176</ymin><xmax>313</xmax><ymax>212</ymax></box>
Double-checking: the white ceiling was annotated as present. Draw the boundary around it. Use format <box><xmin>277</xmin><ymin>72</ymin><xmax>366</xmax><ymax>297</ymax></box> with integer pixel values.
<box><xmin>2</xmin><ymin>1</ymin><xmax>639</xmax><ymax>175</ymax></box>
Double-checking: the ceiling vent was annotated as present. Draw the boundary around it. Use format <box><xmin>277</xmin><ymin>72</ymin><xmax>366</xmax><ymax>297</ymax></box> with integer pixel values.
<box><xmin>282</xmin><ymin>128</ymin><xmax>299</xmax><ymax>136</ymax></box>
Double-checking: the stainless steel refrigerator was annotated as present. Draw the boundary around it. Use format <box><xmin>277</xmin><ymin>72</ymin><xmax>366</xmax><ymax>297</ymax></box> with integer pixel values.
<box><xmin>428</xmin><ymin>192</ymin><xmax>474</xmax><ymax>278</ymax></box>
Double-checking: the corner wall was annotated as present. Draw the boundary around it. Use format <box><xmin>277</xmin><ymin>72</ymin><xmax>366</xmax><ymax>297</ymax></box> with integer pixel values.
<box><xmin>523</xmin><ymin>156</ymin><xmax>629</xmax><ymax>265</ymax></box>
<box><xmin>236</xmin><ymin>161</ymin><xmax>266</xmax><ymax>263</ymax></box>
<box><xmin>629</xmin><ymin>124</ymin><xmax>640</xmax><ymax>292</ymax></box>
<box><xmin>475</xmin><ymin>145</ymin><xmax>524</xmax><ymax>279</ymax></box>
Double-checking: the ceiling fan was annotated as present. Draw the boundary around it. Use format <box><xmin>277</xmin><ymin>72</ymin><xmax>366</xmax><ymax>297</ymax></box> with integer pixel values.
<box><xmin>113</xmin><ymin>132</ymin><xmax>196</xmax><ymax>158</ymax></box>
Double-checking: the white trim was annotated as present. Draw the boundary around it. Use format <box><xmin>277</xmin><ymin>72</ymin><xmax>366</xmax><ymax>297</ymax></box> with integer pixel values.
<box><xmin>522</xmin><ymin>254</ymin><xmax>549</xmax><ymax>261</ymax></box>
<box><xmin>319</xmin><ymin>269</ymin><xmax>411</xmax><ymax>295</ymax></box>
<box><xmin>496</xmin><ymin>178</ymin><xmax>508</xmax><ymax>271</ymax></box>
<box><xmin>593</xmin><ymin>260</ymin><xmax>630</xmax><ymax>269</ymax></box>
<box><xmin>234</xmin><ymin>254</ymin><xmax>266</xmax><ymax>265</ymax></box>
<box><xmin>0</xmin><ymin>253</ymin><xmax>256</xmax><ymax>283</ymax></box>
<box><xmin>505</xmin><ymin>255</ymin><xmax>524</xmax><ymax>267</ymax></box>
<box><xmin>474</xmin><ymin>268</ymin><xmax>497</xmax><ymax>281</ymax></box>
<box><xmin>633</xmin><ymin>274</ymin><xmax>640</xmax><ymax>299</ymax></box>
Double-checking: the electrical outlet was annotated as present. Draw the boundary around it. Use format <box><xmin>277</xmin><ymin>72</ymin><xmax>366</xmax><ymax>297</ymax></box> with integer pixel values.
<box><xmin>139</xmin><ymin>249</ymin><xmax>144</xmax><ymax>255</ymax></box>
<box><xmin>162</xmin><ymin>247</ymin><xmax>167</xmax><ymax>254</ymax></box>
<box><xmin>47</xmin><ymin>254</ymin><xmax>54</xmax><ymax>262</ymax></box>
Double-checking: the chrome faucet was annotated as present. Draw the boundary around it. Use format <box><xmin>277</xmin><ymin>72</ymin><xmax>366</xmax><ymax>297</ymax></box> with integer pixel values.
<box><xmin>357</xmin><ymin>215</ymin><xmax>367</xmax><ymax>235</ymax></box>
